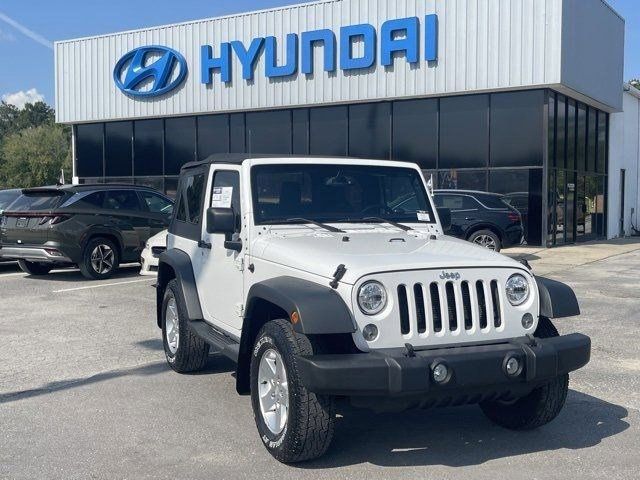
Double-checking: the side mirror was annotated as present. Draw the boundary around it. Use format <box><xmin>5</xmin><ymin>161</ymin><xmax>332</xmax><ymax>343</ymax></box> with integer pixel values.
<box><xmin>206</xmin><ymin>207</ymin><xmax>236</xmax><ymax>234</ymax></box>
<box><xmin>436</xmin><ymin>207</ymin><xmax>452</xmax><ymax>233</ymax></box>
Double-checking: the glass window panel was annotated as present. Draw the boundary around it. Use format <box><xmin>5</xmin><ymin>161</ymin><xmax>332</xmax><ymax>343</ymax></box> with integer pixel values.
<box><xmin>165</xmin><ymin>117</ymin><xmax>196</xmax><ymax>175</ymax></box>
<box><xmin>597</xmin><ymin>175</ymin><xmax>606</xmax><ymax>237</ymax></box>
<box><xmin>548</xmin><ymin>93</ymin><xmax>556</xmax><ymax>169</ymax></box>
<box><xmin>76</xmin><ymin>123</ymin><xmax>104</xmax><ymax>178</ymax></box>
<box><xmin>555</xmin><ymin>95</ymin><xmax>566</xmax><ymax>169</ymax></box>
<box><xmin>105</xmin><ymin>121</ymin><xmax>132</xmax><ymax>177</ymax></box>
<box><xmin>246</xmin><ymin>110</ymin><xmax>292</xmax><ymax>154</ymax></box>
<box><xmin>566</xmin><ymin>99</ymin><xmax>576</xmax><ymax>171</ymax></box>
<box><xmin>440</xmin><ymin>95</ymin><xmax>489</xmax><ymax>169</ymax></box>
<box><xmin>587</xmin><ymin>108</ymin><xmax>597</xmax><ymax>172</ymax></box>
<box><xmin>230</xmin><ymin>113</ymin><xmax>246</xmax><ymax>153</ymax></box>
<box><xmin>104</xmin><ymin>190</ymin><xmax>141</xmax><ymax>211</ymax></box>
<box><xmin>547</xmin><ymin>169</ymin><xmax>556</xmax><ymax>245</ymax></box>
<box><xmin>212</xmin><ymin>171</ymin><xmax>242</xmax><ymax>232</ymax></box>
<box><xmin>176</xmin><ymin>173</ymin><xmax>206</xmax><ymax>224</ymax></box>
<box><xmin>555</xmin><ymin>170</ymin><xmax>566</xmax><ymax>245</ymax></box>
<box><xmin>348</xmin><ymin>102</ymin><xmax>391</xmax><ymax>159</ymax></box>
<box><xmin>140</xmin><ymin>191</ymin><xmax>173</xmax><ymax>214</ymax></box>
<box><xmin>565</xmin><ymin>172</ymin><xmax>576</xmax><ymax>243</ymax></box>
<box><xmin>292</xmin><ymin>109</ymin><xmax>309</xmax><ymax>155</ymax></box>
<box><xmin>584</xmin><ymin>175</ymin><xmax>598</xmax><ymax>239</ymax></box>
<box><xmin>597</xmin><ymin>112</ymin><xmax>607</xmax><ymax>174</ymax></box>
<box><xmin>134</xmin><ymin>119</ymin><xmax>163</xmax><ymax>176</ymax></box>
<box><xmin>393</xmin><ymin>99</ymin><xmax>438</xmax><ymax>169</ymax></box>
<box><xmin>490</xmin><ymin>90</ymin><xmax>544</xmax><ymax>167</ymax></box>
<box><xmin>164</xmin><ymin>178</ymin><xmax>179</xmax><ymax>199</ymax></box>
<box><xmin>577</xmin><ymin>104</ymin><xmax>587</xmax><ymax>172</ymax></box>
<box><xmin>576</xmin><ymin>175</ymin><xmax>588</xmax><ymax>241</ymax></box>
<box><xmin>134</xmin><ymin>177</ymin><xmax>163</xmax><ymax>192</ymax></box>
<box><xmin>433</xmin><ymin>194</ymin><xmax>479</xmax><ymax>211</ymax></box>
<box><xmin>309</xmin><ymin>106</ymin><xmax>348</xmax><ymax>156</ymax></box>
<box><xmin>197</xmin><ymin>115</ymin><xmax>229</xmax><ymax>160</ymax></box>
<box><xmin>437</xmin><ymin>169</ymin><xmax>487</xmax><ymax>191</ymax></box>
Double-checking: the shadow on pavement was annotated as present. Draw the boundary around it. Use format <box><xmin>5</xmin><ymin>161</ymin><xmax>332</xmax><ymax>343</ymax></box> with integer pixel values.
<box><xmin>22</xmin><ymin>265</ymin><xmax>142</xmax><ymax>283</ymax></box>
<box><xmin>300</xmin><ymin>390</ymin><xmax>629</xmax><ymax>469</ymax></box>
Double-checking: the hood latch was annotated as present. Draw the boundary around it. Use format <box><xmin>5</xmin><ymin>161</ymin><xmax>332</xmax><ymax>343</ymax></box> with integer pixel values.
<box><xmin>330</xmin><ymin>264</ymin><xmax>347</xmax><ymax>289</ymax></box>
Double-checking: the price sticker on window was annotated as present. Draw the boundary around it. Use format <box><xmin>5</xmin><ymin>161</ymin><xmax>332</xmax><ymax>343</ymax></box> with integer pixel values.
<box><xmin>417</xmin><ymin>211</ymin><xmax>431</xmax><ymax>222</ymax></box>
<box><xmin>211</xmin><ymin>187</ymin><xmax>233</xmax><ymax>208</ymax></box>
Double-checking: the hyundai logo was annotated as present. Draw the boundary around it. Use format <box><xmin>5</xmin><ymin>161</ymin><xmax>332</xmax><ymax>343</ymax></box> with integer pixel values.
<box><xmin>113</xmin><ymin>46</ymin><xmax>187</xmax><ymax>98</ymax></box>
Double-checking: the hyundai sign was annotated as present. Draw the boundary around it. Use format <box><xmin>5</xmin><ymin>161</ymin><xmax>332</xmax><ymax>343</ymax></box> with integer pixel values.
<box><xmin>114</xmin><ymin>15</ymin><xmax>437</xmax><ymax>98</ymax></box>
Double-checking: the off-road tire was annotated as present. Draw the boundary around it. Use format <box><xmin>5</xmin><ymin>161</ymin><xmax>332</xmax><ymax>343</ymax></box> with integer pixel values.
<box><xmin>468</xmin><ymin>229</ymin><xmax>502</xmax><ymax>252</ymax></box>
<box><xmin>18</xmin><ymin>260</ymin><xmax>52</xmax><ymax>276</ymax></box>
<box><xmin>162</xmin><ymin>279</ymin><xmax>209</xmax><ymax>373</ymax></box>
<box><xmin>79</xmin><ymin>237</ymin><xmax>120</xmax><ymax>280</ymax></box>
<box><xmin>480</xmin><ymin>316</ymin><xmax>568</xmax><ymax>430</ymax></box>
<box><xmin>250</xmin><ymin>319</ymin><xmax>335</xmax><ymax>463</ymax></box>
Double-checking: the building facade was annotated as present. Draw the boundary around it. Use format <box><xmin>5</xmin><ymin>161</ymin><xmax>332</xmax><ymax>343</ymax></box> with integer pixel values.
<box><xmin>55</xmin><ymin>0</ymin><xmax>625</xmax><ymax>247</ymax></box>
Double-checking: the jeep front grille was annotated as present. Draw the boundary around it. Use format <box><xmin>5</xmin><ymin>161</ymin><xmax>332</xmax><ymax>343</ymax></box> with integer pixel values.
<box><xmin>396</xmin><ymin>279</ymin><xmax>503</xmax><ymax>337</ymax></box>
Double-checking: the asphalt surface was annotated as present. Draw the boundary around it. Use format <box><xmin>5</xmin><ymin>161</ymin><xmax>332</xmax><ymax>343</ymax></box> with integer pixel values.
<box><xmin>0</xmin><ymin>248</ymin><xmax>639</xmax><ymax>480</ymax></box>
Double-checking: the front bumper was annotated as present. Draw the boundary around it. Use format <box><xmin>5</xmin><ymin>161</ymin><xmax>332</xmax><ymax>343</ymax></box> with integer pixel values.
<box><xmin>297</xmin><ymin>334</ymin><xmax>590</xmax><ymax>397</ymax></box>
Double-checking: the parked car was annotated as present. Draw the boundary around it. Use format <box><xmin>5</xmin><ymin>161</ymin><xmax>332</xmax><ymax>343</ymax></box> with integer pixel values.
<box><xmin>433</xmin><ymin>190</ymin><xmax>524</xmax><ymax>251</ymax></box>
<box><xmin>0</xmin><ymin>184</ymin><xmax>173</xmax><ymax>279</ymax></box>
<box><xmin>140</xmin><ymin>230</ymin><xmax>167</xmax><ymax>276</ymax></box>
<box><xmin>0</xmin><ymin>189</ymin><xmax>21</xmax><ymax>214</ymax></box>
<box><xmin>155</xmin><ymin>154</ymin><xmax>590</xmax><ymax>463</ymax></box>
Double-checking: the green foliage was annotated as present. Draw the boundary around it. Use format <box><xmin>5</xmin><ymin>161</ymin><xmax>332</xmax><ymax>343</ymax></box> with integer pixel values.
<box><xmin>0</xmin><ymin>100</ymin><xmax>69</xmax><ymax>188</ymax></box>
<box><xmin>0</xmin><ymin>124</ymin><xmax>72</xmax><ymax>188</ymax></box>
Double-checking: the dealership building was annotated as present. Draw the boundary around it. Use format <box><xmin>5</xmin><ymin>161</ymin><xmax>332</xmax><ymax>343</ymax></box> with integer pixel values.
<box><xmin>55</xmin><ymin>0</ymin><xmax>635</xmax><ymax>247</ymax></box>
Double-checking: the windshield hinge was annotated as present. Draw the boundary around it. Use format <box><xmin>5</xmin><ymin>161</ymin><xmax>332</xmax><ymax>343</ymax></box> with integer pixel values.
<box><xmin>330</xmin><ymin>264</ymin><xmax>347</xmax><ymax>289</ymax></box>
<box><xmin>235</xmin><ymin>257</ymin><xmax>245</xmax><ymax>272</ymax></box>
<box><xmin>235</xmin><ymin>303</ymin><xmax>245</xmax><ymax>317</ymax></box>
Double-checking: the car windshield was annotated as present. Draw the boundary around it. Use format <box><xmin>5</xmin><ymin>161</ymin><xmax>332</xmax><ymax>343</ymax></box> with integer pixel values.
<box><xmin>7</xmin><ymin>191</ymin><xmax>69</xmax><ymax>212</ymax></box>
<box><xmin>251</xmin><ymin>164</ymin><xmax>435</xmax><ymax>225</ymax></box>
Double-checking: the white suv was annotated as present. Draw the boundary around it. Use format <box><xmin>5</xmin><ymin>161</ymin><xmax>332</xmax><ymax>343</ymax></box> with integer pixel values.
<box><xmin>156</xmin><ymin>155</ymin><xmax>590</xmax><ymax>463</ymax></box>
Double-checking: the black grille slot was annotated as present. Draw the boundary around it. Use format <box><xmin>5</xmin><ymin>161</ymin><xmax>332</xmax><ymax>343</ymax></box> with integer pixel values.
<box><xmin>413</xmin><ymin>284</ymin><xmax>427</xmax><ymax>333</ymax></box>
<box><xmin>461</xmin><ymin>281</ymin><xmax>473</xmax><ymax>330</ymax></box>
<box><xmin>476</xmin><ymin>281</ymin><xmax>488</xmax><ymax>329</ymax></box>
<box><xmin>398</xmin><ymin>285</ymin><xmax>410</xmax><ymax>335</ymax></box>
<box><xmin>445</xmin><ymin>282</ymin><xmax>458</xmax><ymax>331</ymax></box>
<box><xmin>429</xmin><ymin>283</ymin><xmax>442</xmax><ymax>332</ymax></box>
<box><xmin>490</xmin><ymin>280</ymin><xmax>502</xmax><ymax>327</ymax></box>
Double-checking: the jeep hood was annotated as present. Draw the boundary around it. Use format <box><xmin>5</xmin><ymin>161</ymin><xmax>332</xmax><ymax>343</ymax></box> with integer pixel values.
<box><xmin>251</xmin><ymin>230</ymin><xmax>525</xmax><ymax>285</ymax></box>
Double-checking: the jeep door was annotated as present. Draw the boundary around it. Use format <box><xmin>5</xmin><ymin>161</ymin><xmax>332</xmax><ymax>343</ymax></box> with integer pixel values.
<box><xmin>193</xmin><ymin>166</ymin><xmax>244</xmax><ymax>333</ymax></box>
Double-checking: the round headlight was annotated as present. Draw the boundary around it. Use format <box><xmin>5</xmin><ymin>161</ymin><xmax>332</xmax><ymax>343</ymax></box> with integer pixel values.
<box><xmin>505</xmin><ymin>274</ymin><xmax>530</xmax><ymax>306</ymax></box>
<box><xmin>357</xmin><ymin>281</ymin><xmax>387</xmax><ymax>315</ymax></box>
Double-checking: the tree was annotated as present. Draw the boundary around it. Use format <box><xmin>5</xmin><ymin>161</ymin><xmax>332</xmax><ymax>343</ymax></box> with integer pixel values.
<box><xmin>629</xmin><ymin>79</ymin><xmax>640</xmax><ymax>90</ymax></box>
<box><xmin>0</xmin><ymin>124</ymin><xmax>71</xmax><ymax>188</ymax></box>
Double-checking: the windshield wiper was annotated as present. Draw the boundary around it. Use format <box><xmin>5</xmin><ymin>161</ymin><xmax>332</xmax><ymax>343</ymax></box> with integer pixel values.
<box><xmin>284</xmin><ymin>218</ymin><xmax>345</xmax><ymax>233</ymax></box>
<box><xmin>362</xmin><ymin>217</ymin><xmax>414</xmax><ymax>232</ymax></box>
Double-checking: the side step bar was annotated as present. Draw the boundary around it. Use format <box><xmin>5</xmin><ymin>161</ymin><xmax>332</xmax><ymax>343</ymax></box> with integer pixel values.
<box><xmin>189</xmin><ymin>320</ymin><xmax>239</xmax><ymax>363</ymax></box>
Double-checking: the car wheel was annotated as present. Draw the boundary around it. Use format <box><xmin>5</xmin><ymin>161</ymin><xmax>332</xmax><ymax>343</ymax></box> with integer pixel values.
<box><xmin>479</xmin><ymin>317</ymin><xmax>568</xmax><ymax>430</ymax></box>
<box><xmin>79</xmin><ymin>237</ymin><xmax>120</xmax><ymax>280</ymax></box>
<box><xmin>162</xmin><ymin>279</ymin><xmax>209</xmax><ymax>373</ymax></box>
<box><xmin>251</xmin><ymin>319</ymin><xmax>335</xmax><ymax>463</ymax></box>
<box><xmin>469</xmin><ymin>229</ymin><xmax>502</xmax><ymax>252</ymax></box>
<box><xmin>18</xmin><ymin>260</ymin><xmax>52</xmax><ymax>276</ymax></box>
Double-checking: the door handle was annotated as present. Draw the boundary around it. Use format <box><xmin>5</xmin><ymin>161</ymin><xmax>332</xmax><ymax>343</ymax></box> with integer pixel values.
<box><xmin>198</xmin><ymin>240</ymin><xmax>212</xmax><ymax>250</ymax></box>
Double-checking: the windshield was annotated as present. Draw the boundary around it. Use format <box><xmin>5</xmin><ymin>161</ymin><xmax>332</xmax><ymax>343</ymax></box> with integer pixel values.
<box><xmin>0</xmin><ymin>190</ymin><xmax>20</xmax><ymax>211</ymax></box>
<box><xmin>251</xmin><ymin>164</ymin><xmax>435</xmax><ymax>226</ymax></box>
<box><xmin>7</xmin><ymin>192</ymin><xmax>69</xmax><ymax>212</ymax></box>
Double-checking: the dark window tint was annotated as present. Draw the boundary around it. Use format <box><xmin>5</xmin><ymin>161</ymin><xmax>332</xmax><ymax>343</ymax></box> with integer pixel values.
<box><xmin>349</xmin><ymin>102</ymin><xmax>391</xmax><ymax>159</ymax></box>
<box><xmin>212</xmin><ymin>170</ymin><xmax>241</xmax><ymax>231</ymax></box>
<box><xmin>230</xmin><ymin>114</ymin><xmax>246</xmax><ymax>152</ymax></box>
<box><xmin>548</xmin><ymin>93</ymin><xmax>556</xmax><ymax>169</ymax></box>
<box><xmin>176</xmin><ymin>173</ymin><xmax>206</xmax><ymax>224</ymax></box>
<box><xmin>597</xmin><ymin>112</ymin><xmax>607</xmax><ymax>173</ymax></box>
<box><xmin>393</xmin><ymin>98</ymin><xmax>438</xmax><ymax>169</ymax></box>
<box><xmin>197</xmin><ymin>115</ymin><xmax>230</xmax><ymax>160</ymax></box>
<box><xmin>587</xmin><ymin>108</ymin><xmax>597</xmax><ymax>172</ymax></box>
<box><xmin>577</xmin><ymin>104</ymin><xmax>587</xmax><ymax>171</ymax></box>
<box><xmin>440</xmin><ymin>95</ymin><xmax>489</xmax><ymax>169</ymax></box>
<box><xmin>165</xmin><ymin>117</ymin><xmax>196</xmax><ymax>175</ymax></box>
<box><xmin>556</xmin><ymin>95</ymin><xmax>566</xmax><ymax>169</ymax></box>
<box><xmin>74</xmin><ymin>191</ymin><xmax>106</xmax><ymax>209</ymax></box>
<box><xmin>164</xmin><ymin>178</ymin><xmax>179</xmax><ymax>199</ymax></box>
<box><xmin>140</xmin><ymin>191</ymin><xmax>173</xmax><ymax>214</ymax></box>
<box><xmin>9</xmin><ymin>193</ymin><xmax>68</xmax><ymax>211</ymax></box>
<box><xmin>566</xmin><ymin>99</ymin><xmax>576</xmax><ymax>171</ymax></box>
<box><xmin>246</xmin><ymin>110</ymin><xmax>292</xmax><ymax>154</ymax></box>
<box><xmin>433</xmin><ymin>194</ymin><xmax>478</xmax><ymax>211</ymax></box>
<box><xmin>292</xmin><ymin>109</ymin><xmax>309</xmax><ymax>155</ymax></box>
<box><xmin>490</xmin><ymin>91</ymin><xmax>544</xmax><ymax>167</ymax></box>
<box><xmin>134</xmin><ymin>119</ymin><xmax>163</xmax><ymax>176</ymax></box>
<box><xmin>105</xmin><ymin>121</ymin><xmax>132</xmax><ymax>177</ymax></box>
<box><xmin>474</xmin><ymin>193</ymin><xmax>509</xmax><ymax>209</ymax></box>
<box><xmin>76</xmin><ymin>124</ymin><xmax>104</xmax><ymax>177</ymax></box>
<box><xmin>438</xmin><ymin>170</ymin><xmax>487</xmax><ymax>191</ymax></box>
<box><xmin>134</xmin><ymin>177</ymin><xmax>164</xmax><ymax>192</ymax></box>
<box><xmin>104</xmin><ymin>190</ymin><xmax>141</xmax><ymax>211</ymax></box>
<box><xmin>0</xmin><ymin>190</ymin><xmax>20</xmax><ymax>210</ymax></box>
<box><xmin>309</xmin><ymin>106</ymin><xmax>348</xmax><ymax>156</ymax></box>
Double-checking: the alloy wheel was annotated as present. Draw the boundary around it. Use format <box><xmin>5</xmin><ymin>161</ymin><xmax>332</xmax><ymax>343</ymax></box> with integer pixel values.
<box><xmin>90</xmin><ymin>244</ymin><xmax>115</xmax><ymax>275</ymax></box>
<box><xmin>258</xmin><ymin>348</ymin><xmax>289</xmax><ymax>435</ymax></box>
<box><xmin>165</xmin><ymin>297</ymin><xmax>180</xmax><ymax>355</ymax></box>
<box><xmin>473</xmin><ymin>235</ymin><xmax>497</xmax><ymax>250</ymax></box>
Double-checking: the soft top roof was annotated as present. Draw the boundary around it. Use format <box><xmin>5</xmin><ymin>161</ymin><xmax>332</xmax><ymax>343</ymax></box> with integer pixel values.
<box><xmin>181</xmin><ymin>154</ymin><xmax>381</xmax><ymax>171</ymax></box>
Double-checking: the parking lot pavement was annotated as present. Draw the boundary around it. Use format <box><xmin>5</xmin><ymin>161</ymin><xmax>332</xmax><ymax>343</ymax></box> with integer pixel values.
<box><xmin>0</xmin><ymin>249</ymin><xmax>639</xmax><ymax>480</ymax></box>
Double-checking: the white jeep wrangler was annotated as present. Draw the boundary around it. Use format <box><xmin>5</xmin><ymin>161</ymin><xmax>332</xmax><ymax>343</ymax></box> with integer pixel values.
<box><xmin>156</xmin><ymin>154</ymin><xmax>590</xmax><ymax>463</ymax></box>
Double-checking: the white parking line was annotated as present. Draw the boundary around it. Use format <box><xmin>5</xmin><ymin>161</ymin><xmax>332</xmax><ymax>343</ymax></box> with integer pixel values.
<box><xmin>0</xmin><ymin>272</ymin><xmax>26</xmax><ymax>278</ymax></box>
<box><xmin>53</xmin><ymin>278</ymin><xmax>154</xmax><ymax>293</ymax></box>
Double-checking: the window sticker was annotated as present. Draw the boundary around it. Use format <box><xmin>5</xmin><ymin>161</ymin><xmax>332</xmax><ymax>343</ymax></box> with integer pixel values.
<box><xmin>211</xmin><ymin>187</ymin><xmax>233</xmax><ymax>208</ymax></box>
<box><xmin>417</xmin><ymin>211</ymin><xmax>431</xmax><ymax>222</ymax></box>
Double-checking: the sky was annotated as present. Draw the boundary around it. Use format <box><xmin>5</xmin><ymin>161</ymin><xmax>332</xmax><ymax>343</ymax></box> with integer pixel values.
<box><xmin>0</xmin><ymin>0</ymin><xmax>639</xmax><ymax>109</ymax></box>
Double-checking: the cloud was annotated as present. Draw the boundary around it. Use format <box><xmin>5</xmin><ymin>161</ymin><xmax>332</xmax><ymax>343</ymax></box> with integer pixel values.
<box><xmin>0</xmin><ymin>11</ymin><xmax>52</xmax><ymax>50</ymax></box>
<box><xmin>2</xmin><ymin>89</ymin><xmax>45</xmax><ymax>109</ymax></box>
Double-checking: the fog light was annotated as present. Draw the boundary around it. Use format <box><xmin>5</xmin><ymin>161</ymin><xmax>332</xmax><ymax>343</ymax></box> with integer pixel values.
<box><xmin>521</xmin><ymin>313</ymin><xmax>534</xmax><ymax>329</ymax></box>
<box><xmin>362</xmin><ymin>324</ymin><xmax>378</xmax><ymax>342</ymax></box>
<box><xmin>505</xmin><ymin>357</ymin><xmax>521</xmax><ymax>376</ymax></box>
<box><xmin>44</xmin><ymin>248</ymin><xmax>62</xmax><ymax>257</ymax></box>
<box><xmin>432</xmin><ymin>363</ymin><xmax>449</xmax><ymax>383</ymax></box>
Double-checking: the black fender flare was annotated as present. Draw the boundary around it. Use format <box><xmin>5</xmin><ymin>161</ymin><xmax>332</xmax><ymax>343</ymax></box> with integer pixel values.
<box><xmin>535</xmin><ymin>276</ymin><xmax>580</xmax><ymax>319</ymax></box>
<box><xmin>236</xmin><ymin>276</ymin><xmax>356</xmax><ymax>394</ymax></box>
<box><xmin>156</xmin><ymin>249</ymin><xmax>203</xmax><ymax>327</ymax></box>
